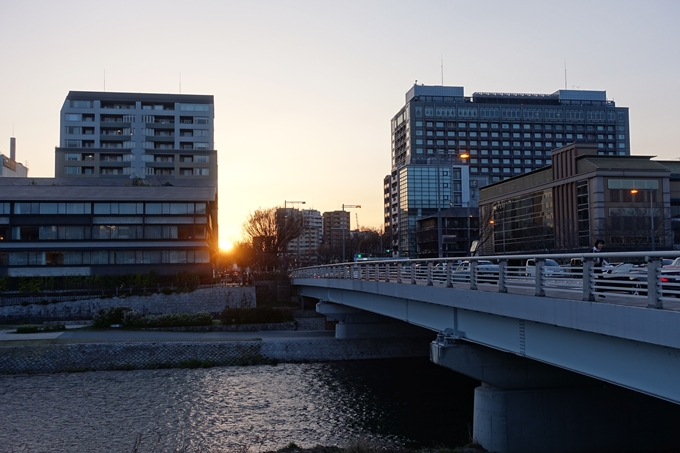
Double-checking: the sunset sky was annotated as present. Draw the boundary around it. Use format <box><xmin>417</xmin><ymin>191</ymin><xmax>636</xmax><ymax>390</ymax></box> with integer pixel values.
<box><xmin>1</xmin><ymin>0</ymin><xmax>679</xmax><ymax>247</ymax></box>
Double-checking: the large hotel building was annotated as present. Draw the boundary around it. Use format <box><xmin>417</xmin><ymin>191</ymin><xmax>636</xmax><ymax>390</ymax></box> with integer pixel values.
<box><xmin>386</xmin><ymin>84</ymin><xmax>630</xmax><ymax>257</ymax></box>
<box><xmin>0</xmin><ymin>91</ymin><xmax>218</xmax><ymax>277</ymax></box>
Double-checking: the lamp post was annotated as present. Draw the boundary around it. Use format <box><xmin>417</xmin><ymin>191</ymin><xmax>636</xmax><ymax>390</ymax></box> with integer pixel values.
<box><xmin>342</xmin><ymin>204</ymin><xmax>361</xmax><ymax>262</ymax></box>
<box><xmin>631</xmin><ymin>189</ymin><xmax>655</xmax><ymax>251</ymax></box>
<box><xmin>284</xmin><ymin>200</ymin><xmax>306</xmax><ymax>266</ymax></box>
<box><xmin>459</xmin><ymin>152</ymin><xmax>471</xmax><ymax>256</ymax></box>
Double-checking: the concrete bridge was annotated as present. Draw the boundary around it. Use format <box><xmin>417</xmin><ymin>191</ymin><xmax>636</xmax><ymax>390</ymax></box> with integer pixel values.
<box><xmin>291</xmin><ymin>251</ymin><xmax>680</xmax><ymax>453</ymax></box>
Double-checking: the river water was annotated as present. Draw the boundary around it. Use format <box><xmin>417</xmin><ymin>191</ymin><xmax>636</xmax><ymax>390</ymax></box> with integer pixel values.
<box><xmin>0</xmin><ymin>358</ymin><xmax>479</xmax><ymax>453</ymax></box>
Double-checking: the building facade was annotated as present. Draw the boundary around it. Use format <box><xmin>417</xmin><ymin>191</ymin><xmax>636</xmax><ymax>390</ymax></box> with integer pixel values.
<box><xmin>386</xmin><ymin>84</ymin><xmax>630</xmax><ymax>258</ymax></box>
<box><xmin>0</xmin><ymin>91</ymin><xmax>218</xmax><ymax>278</ymax></box>
<box><xmin>285</xmin><ymin>209</ymin><xmax>323</xmax><ymax>266</ymax></box>
<box><xmin>0</xmin><ymin>178</ymin><xmax>217</xmax><ymax>277</ymax></box>
<box><xmin>478</xmin><ymin>143</ymin><xmax>673</xmax><ymax>255</ymax></box>
<box><xmin>55</xmin><ymin>91</ymin><xmax>216</xmax><ymax>181</ymax></box>
<box><xmin>322</xmin><ymin>210</ymin><xmax>351</xmax><ymax>261</ymax></box>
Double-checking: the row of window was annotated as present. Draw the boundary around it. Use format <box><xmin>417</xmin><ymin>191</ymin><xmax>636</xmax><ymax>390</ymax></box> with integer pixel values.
<box><xmin>65</xmin><ymin>153</ymin><xmax>210</xmax><ymax>163</ymax></box>
<box><xmin>68</xmin><ymin>100</ymin><xmax>210</xmax><ymax>112</ymax></box>
<box><xmin>1</xmin><ymin>249</ymin><xmax>210</xmax><ymax>266</ymax></box>
<box><xmin>10</xmin><ymin>202</ymin><xmax>207</xmax><ymax>215</ymax></box>
<box><xmin>416</xmin><ymin>106</ymin><xmax>626</xmax><ymax>122</ymax></box>
<box><xmin>6</xmin><ymin>224</ymin><xmax>207</xmax><ymax>241</ymax></box>
<box><xmin>413</xmin><ymin>121</ymin><xmax>625</xmax><ymax>132</ymax></box>
<box><xmin>63</xmin><ymin>140</ymin><xmax>211</xmax><ymax>150</ymax></box>
<box><xmin>65</xmin><ymin>166</ymin><xmax>210</xmax><ymax>176</ymax></box>
<box><xmin>415</xmin><ymin>140</ymin><xmax>623</xmax><ymax>149</ymax></box>
<box><xmin>65</xmin><ymin>113</ymin><xmax>210</xmax><ymax>124</ymax></box>
<box><xmin>415</xmin><ymin>130</ymin><xmax>625</xmax><ymax>140</ymax></box>
<box><xmin>65</xmin><ymin>127</ymin><xmax>210</xmax><ymax>137</ymax></box>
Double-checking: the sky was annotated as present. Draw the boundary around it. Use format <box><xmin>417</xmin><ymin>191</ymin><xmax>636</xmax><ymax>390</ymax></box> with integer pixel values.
<box><xmin>1</xmin><ymin>0</ymin><xmax>679</xmax><ymax>249</ymax></box>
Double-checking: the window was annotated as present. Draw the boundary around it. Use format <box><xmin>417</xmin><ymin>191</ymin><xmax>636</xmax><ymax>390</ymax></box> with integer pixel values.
<box><xmin>195</xmin><ymin>168</ymin><xmax>209</xmax><ymax>176</ymax></box>
<box><xmin>65</xmin><ymin>113</ymin><xmax>80</xmax><ymax>121</ymax></box>
<box><xmin>65</xmin><ymin>166</ymin><xmax>80</xmax><ymax>175</ymax></box>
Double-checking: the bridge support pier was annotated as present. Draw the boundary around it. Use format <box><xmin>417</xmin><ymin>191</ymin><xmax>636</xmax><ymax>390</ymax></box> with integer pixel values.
<box><xmin>317</xmin><ymin>301</ymin><xmax>430</xmax><ymax>339</ymax></box>
<box><xmin>432</xmin><ymin>334</ymin><xmax>680</xmax><ymax>453</ymax></box>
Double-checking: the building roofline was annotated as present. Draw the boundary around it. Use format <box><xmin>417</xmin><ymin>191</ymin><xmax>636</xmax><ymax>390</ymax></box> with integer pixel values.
<box><xmin>65</xmin><ymin>91</ymin><xmax>214</xmax><ymax>104</ymax></box>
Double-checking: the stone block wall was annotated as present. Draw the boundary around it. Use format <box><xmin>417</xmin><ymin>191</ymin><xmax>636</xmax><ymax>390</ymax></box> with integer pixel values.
<box><xmin>0</xmin><ymin>337</ymin><xmax>431</xmax><ymax>374</ymax></box>
<box><xmin>0</xmin><ymin>286</ymin><xmax>256</xmax><ymax>324</ymax></box>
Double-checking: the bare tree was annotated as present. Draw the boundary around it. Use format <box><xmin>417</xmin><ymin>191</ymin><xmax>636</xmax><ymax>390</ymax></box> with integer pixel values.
<box><xmin>241</xmin><ymin>207</ymin><xmax>304</xmax><ymax>270</ymax></box>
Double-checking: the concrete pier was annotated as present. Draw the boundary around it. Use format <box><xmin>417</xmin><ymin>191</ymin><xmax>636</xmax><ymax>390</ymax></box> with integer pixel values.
<box><xmin>432</xmin><ymin>335</ymin><xmax>680</xmax><ymax>453</ymax></box>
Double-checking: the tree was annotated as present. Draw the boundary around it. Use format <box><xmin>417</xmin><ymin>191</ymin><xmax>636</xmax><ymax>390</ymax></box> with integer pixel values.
<box><xmin>241</xmin><ymin>207</ymin><xmax>303</xmax><ymax>270</ymax></box>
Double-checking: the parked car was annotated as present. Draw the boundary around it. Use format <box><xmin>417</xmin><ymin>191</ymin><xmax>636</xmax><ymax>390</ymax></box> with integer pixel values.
<box><xmin>595</xmin><ymin>262</ymin><xmax>648</xmax><ymax>295</ymax></box>
<box><xmin>452</xmin><ymin>260</ymin><xmax>499</xmax><ymax>282</ymax></box>
<box><xmin>525</xmin><ymin>259</ymin><xmax>565</xmax><ymax>278</ymax></box>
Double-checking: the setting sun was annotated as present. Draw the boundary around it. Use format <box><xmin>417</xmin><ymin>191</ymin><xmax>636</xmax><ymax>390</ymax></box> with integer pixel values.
<box><xmin>219</xmin><ymin>238</ymin><xmax>233</xmax><ymax>251</ymax></box>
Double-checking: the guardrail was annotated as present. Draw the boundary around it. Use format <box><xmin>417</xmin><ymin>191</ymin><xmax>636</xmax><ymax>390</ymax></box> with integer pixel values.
<box><xmin>291</xmin><ymin>251</ymin><xmax>680</xmax><ymax>311</ymax></box>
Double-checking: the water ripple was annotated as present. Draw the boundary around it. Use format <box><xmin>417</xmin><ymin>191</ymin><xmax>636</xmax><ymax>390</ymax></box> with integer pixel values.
<box><xmin>0</xmin><ymin>358</ymin><xmax>477</xmax><ymax>452</ymax></box>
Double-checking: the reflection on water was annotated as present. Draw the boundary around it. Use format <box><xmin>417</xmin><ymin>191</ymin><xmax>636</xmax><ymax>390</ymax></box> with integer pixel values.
<box><xmin>0</xmin><ymin>358</ymin><xmax>478</xmax><ymax>452</ymax></box>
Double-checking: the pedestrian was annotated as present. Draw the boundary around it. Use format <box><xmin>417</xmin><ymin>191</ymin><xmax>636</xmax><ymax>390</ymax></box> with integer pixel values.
<box><xmin>592</xmin><ymin>239</ymin><xmax>608</xmax><ymax>268</ymax></box>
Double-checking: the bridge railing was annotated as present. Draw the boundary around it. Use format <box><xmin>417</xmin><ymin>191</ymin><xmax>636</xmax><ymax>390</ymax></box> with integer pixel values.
<box><xmin>291</xmin><ymin>251</ymin><xmax>680</xmax><ymax>310</ymax></box>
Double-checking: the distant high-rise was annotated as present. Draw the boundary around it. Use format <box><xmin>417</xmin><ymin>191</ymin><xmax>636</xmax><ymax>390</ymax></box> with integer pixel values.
<box><xmin>387</xmin><ymin>84</ymin><xmax>630</xmax><ymax>257</ymax></box>
<box><xmin>55</xmin><ymin>91</ymin><xmax>215</xmax><ymax>180</ymax></box>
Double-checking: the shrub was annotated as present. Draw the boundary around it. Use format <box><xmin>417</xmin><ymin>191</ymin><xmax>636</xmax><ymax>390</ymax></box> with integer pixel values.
<box><xmin>16</xmin><ymin>324</ymin><xmax>40</xmax><ymax>333</ymax></box>
<box><xmin>161</xmin><ymin>287</ymin><xmax>173</xmax><ymax>295</ymax></box>
<box><xmin>220</xmin><ymin>307</ymin><xmax>294</xmax><ymax>325</ymax></box>
<box><xmin>92</xmin><ymin>306</ymin><xmax>134</xmax><ymax>328</ymax></box>
<box><xmin>121</xmin><ymin>311</ymin><xmax>213</xmax><ymax>329</ymax></box>
<box><xmin>121</xmin><ymin>309</ymin><xmax>144</xmax><ymax>328</ymax></box>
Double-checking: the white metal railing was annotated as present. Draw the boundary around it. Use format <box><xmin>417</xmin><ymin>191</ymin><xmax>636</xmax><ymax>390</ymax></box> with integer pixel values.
<box><xmin>291</xmin><ymin>251</ymin><xmax>680</xmax><ymax>310</ymax></box>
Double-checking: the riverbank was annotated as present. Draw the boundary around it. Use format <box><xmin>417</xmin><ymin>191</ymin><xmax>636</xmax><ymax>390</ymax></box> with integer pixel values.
<box><xmin>0</xmin><ymin>317</ymin><xmax>433</xmax><ymax>374</ymax></box>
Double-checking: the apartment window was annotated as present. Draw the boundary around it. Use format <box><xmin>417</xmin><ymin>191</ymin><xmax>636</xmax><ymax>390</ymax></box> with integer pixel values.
<box><xmin>195</xmin><ymin>168</ymin><xmax>209</xmax><ymax>176</ymax></box>
<box><xmin>65</xmin><ymin>166</ymin><xmax>80</xmax><ymax>175</ymax></box>
<box><xmin>65</xmin><ymin>113</ymin><xmax>80</xmax><ymax>121</ymax></box>
<box><xmin>179</xmin><ymin>103</ymin><xmax>210</xmax><ymax>112</ymax></box>
<box><xmin>65</xmin><ymin>140</ymin><xmax>80</xmax><ymax>147</ymax></box>
<box><xmin>195</xmin><ymin>117</ymin><xmax>209</xmax><ymax>124</ymax></box>
<box><xmin>70</xmin><ymin>100</ymin><xmax>93</xmax><ymax>108</ymax></box>
<box><xmin>65</xmin><ymin>153</ymin><xmax>80</xmax><ymax>161</ymax></box>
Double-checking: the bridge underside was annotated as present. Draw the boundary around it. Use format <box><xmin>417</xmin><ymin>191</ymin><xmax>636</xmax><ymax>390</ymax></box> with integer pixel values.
<box><xmin>297</xmin><ymin>282</ymin><xmax>680</xmax><ymax>453</ymax></box>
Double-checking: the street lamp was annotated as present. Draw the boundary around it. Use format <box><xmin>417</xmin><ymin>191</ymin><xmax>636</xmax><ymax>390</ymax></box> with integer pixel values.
<box><xmin>631</xmin><ymin>189</ymin><xmax>655</xmax><ymax>251</ymax></box>
<box><xmin>341</xmin><ymin>204</ymin><xmax>361</xmax><ymax>262</ymax></box>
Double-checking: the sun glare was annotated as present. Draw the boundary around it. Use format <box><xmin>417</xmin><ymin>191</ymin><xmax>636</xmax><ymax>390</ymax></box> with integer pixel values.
<box><xmin>219</xmin><ymin>239</ymin><xmax>233</xmax><ymax>251</ymax></box>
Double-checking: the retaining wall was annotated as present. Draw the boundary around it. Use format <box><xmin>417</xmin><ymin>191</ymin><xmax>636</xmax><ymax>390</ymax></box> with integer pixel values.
<box><xmin>0</xmin><ymin>286</ymin><xmax>256</xmax><ymax>324</ymax></box>
<box><xmin>0</xmin><ymin>336</ymin><xmax>431</xmax><ymax>374</ymax></box>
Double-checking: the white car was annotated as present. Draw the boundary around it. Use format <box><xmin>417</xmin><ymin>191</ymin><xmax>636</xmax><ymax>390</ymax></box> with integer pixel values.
<box><xmin>525</xmin><ymin>259</ymin><xmax>565</xmax><ymax>277</ymax></box>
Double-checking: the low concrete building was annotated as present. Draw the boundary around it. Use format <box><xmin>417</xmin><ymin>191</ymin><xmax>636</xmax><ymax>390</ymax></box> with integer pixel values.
<box><xmin>478</xmin><ymin>143</ymin><xmax>675</xmax><ymax>255</ymax></box>
<box><xmin>0</xmin><ymin>177</ymin><xmax>217</xmax><ymax>277</ymax></box>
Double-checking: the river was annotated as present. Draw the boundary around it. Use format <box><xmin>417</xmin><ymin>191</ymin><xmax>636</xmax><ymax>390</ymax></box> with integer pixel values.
<box><xmin>0</xmin><ymin>358</ymin><xmax>479</xmax><ymax>453</ymax></box>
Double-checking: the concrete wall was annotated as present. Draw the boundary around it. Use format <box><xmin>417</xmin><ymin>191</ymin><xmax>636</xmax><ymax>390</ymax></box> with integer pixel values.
<box><xmin>0</xmin><ymin>336</ymin><xmax>430</xmax><ymax>374</ymax></box>
<box><xmin>0</xmin><ymin>286</ymin><xmax>256</xmax><ymax>324</ymax></box>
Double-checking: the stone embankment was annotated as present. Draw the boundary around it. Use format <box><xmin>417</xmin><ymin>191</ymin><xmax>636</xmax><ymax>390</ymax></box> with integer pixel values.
<box><xmin>0</xmin><ymin>286</ymin><xmax>256</xmax><ymax>324</ymax></box>
<box><xmin>0</xmin><ymin>334</ymin><xmax>431</xmax><ymax>375</ymax></box>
